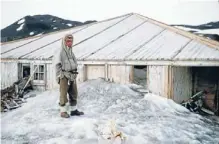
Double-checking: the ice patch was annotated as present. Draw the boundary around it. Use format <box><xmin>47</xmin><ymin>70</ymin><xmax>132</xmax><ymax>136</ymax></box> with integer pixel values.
<box><xmin>29</xmin><ymin>32</ymin><xmax>34</xmax><ymax>36</ymax></box>
<box><xmin>17</xmin><ymin>18</ymin><xmax>25</xmax><ymax>24</ymax></box>
<box><xmin>16</xmin><ymin>23</ymin><xmax>24</xmax><ymax>31</ymax></box>
<box><xmin>67</xmin><ymin>23</ymin><xmax>73</xmax><ymax>27</ymax></box>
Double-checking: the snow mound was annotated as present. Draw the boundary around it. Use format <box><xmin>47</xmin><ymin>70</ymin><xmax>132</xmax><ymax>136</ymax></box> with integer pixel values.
<box><xmin>17</xmin><ymin>18</ymin><xmax>25</xmax><ymax>25</ymax></box>
<box><xmin>53</xmin><ymin>27</ymin><xmax>57</xmax><ymax>30</ymax></box>
<box><xmin>29</xmin><ymin>32</ymin><xmax>34</xmax><ymax>35</ymax></box>
<box><xmin>67</xmin><ymin>23</ymin><xmax>73</xmax><ymax>27</ymax></box>
<box><xmin>1</xmin><ymin>79</ymin><xmax>219</xmax><ymax>144</ymax></box>
<box><xmin>16</xmin><ymin>23</ymin><xmax>24</xmax><ymax>31</ymax></box>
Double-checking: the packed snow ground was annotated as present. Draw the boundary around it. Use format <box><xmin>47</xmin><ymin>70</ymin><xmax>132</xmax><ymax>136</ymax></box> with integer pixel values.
<box><xmin>1</xmin><ymin>79</ymin><xmax>219</xmax><ymax>144</ymax></box>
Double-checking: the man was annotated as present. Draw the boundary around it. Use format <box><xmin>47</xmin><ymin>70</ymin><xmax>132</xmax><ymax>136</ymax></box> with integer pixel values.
<box><xmin>54</xmin><ymin>34</ymin><xmax>84</xmax><ymax>118</ymax></box>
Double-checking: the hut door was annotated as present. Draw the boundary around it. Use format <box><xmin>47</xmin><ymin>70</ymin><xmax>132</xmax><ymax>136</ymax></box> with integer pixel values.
<box><xmin>18</xmin><ymin>63</ymin><xmax>31</xmax><ymax>79</ymax></box>
<box><xmin>22</xmin><ymin>64</ymin><xmax>31</xmax><ymax>78</ymax></box>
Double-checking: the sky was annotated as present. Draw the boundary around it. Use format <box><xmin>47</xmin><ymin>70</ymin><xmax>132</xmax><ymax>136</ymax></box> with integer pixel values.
<box><xmin>1</xmin><ymin>0</ymin><xmax>219</xmax><ymax>29</ymax></box>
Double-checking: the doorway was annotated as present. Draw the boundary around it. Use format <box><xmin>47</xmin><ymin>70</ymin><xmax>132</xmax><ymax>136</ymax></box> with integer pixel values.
<box><xmin>133</xmin><ymin>65</ymin><xmax>147</xmax><ymax>88</ymax></box>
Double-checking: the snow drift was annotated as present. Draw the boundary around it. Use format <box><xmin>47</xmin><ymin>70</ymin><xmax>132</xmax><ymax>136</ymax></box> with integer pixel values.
<box><xmin>1</xmin><ymin>78</ymin><xmax>219</xmax><ymax>144</ymax></box>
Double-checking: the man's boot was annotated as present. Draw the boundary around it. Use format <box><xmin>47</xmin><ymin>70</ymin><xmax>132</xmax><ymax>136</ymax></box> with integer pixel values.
<box><xmin>60</xmin><ymin>105</ymin><xmax>70</xmax><ymax>118</ymax></box>
<box><xmin>70</xmin><ymin>106</ymin><xmax>84</xmax><ymax>116</ymax></box>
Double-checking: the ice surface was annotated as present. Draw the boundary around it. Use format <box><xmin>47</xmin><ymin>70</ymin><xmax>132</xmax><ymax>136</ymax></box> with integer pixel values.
<box><xmin>16</xmin><ymin>23</ymin><xmax>24</xmax><ymax>31</ymax></box>
<box><xmin>30</xmin><ymin>32</ymin><xmax>34</xmax><ymax>35</ymax></box>
<box><xmin>67</xmin><ymin>23</ymin><xmax>73</xmax><ymax>27</ymax></box>
<box><xmin>17</xmin><ymin>18</ymin><xmax>25</xmax><ymax>25</ymax></box>
<box><xmin>1</xmin><ymin>79</ymin><xmax>219</xmax><ymax>144</ymax></box>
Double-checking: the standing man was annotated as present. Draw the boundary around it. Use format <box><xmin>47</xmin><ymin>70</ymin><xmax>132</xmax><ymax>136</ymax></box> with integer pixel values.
<box><xmin>54</xmin><ymin>34</ymin><xmax>84</xmax><ymax>118</ymax></box>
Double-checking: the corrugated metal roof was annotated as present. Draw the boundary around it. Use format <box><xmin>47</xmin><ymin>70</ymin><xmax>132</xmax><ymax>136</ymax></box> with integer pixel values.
<box><xmin>126</xmin><ymin>30</ymin><xmax>191</xmax><ymax>60</ymax></box>
<box><xmin>18</xmin><ymin>14</ymin><xmax>130</xmax><ymax>59</ymax></box>
<box><xmin>1</xmin><ymin>26</ymin><xmax>84</xmax><ymax>59</ymax></box>
<box><xmin>174</xmin><ymin>40</ymin><xmax>219</xmax><ymax>60</ymax></box>
<box><xmin>1</xmin><ymin>13</ymin><xmax>219</xmax><ymax>65</ymax></box>
<box><xmin>1</xmin><ymin>37</ymin><xmax>40</xmax><ymax>54</ymax></box>
<box><xmin>87</xmin><ymin>21</ymin><xmax>164</xmax><ymax>60</ymax></box>
<box><xmin>74</xmin><ymin>15</ymin><xmax>146</xmax><ymax>60</ymax></box>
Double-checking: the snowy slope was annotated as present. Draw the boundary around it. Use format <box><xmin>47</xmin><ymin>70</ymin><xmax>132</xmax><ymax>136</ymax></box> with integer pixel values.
<box><xmin>1</xmin><ymin>79</ymin><xmax>219</xmax><ymax>144</ymax></box>
<box><xmin>1</xmin><ymin>15</ymin><xmax>96</xmax><ymax>42</ymax></box>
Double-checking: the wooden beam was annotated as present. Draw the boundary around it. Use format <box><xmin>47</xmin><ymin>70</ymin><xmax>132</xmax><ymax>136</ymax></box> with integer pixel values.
<box><xmin>129</xmin><ymin>65</ymin><xmax>134</xmax><ymax>83</ymax></box>
<box><xmin>104</xmin><ymin>64</ymin><xmax>109</xmax><ymax>81</ymax></box>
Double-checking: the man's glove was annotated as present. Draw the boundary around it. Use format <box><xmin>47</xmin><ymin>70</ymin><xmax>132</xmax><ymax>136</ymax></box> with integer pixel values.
<box><xmin>72</xmin><ymin>74</ymin><xmax>77</xmax><ymax>80</ymax></box>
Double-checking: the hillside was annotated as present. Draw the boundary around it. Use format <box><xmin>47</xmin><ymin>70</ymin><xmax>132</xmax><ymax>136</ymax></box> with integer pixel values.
<box><xmin>171</xmin><ymin>21</ymin><xmax>219</xmax><ymax>42</ymax></box>
<box><xmin>1</xmin><ymin>14</ymin><xmax>96</xmax><ymax>42</ymax></box>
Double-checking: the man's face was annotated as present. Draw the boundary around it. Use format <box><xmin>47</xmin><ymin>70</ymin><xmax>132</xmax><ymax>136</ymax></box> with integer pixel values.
<box><xmin>65</xmin><ymin>38</ymin><xmax>73</xmax><ymax>48</ymax></box>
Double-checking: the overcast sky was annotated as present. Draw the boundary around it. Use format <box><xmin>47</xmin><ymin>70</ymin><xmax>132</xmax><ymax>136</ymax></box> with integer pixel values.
<box><xmin>1</xmin><ymin>0</ymin><xmax>219</xmax><ymax>29</ymax></box>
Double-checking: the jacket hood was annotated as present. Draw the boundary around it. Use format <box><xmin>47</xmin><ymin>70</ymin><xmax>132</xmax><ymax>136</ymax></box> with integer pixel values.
<box><xmin>61</xmin><ymin>34</ymin><xmax>74</xmax><ymax>50</ymax></box>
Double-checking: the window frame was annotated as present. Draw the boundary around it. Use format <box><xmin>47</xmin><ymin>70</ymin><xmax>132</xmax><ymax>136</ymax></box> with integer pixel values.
<box><xmin>33</xmin><ymin>64</ymin><xmax>45</xmax><ymax>83</ymax></box>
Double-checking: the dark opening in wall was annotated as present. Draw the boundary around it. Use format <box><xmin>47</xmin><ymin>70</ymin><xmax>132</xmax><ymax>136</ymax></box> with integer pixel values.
<box><xmin>192</xmin><ymin>67</ymin><xmax>219</xmax><ymax>115</ymax></box>
<box><xmin>133</xmin><ymin>65</ymin><xmax>147</xmax><ymax>88</ymax></box>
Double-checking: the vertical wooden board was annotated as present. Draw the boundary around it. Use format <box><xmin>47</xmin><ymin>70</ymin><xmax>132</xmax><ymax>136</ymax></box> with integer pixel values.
<box><xmin>172</xmin><ymin>66</ymin><xmax>192</xmax><ymax>103</ymax></box>
<box><xmin>148</xmin><ymin>65</ymin><xmax>167</xmax><ymax>97</ymax></box>
<box><xmin>129</xmin><ymin>65</ymin><xmax>134</xmax><ymax>83</ymax></box>
<box><xmin>1</xmin><ymin>62</ymin><xmax>18</xmax><ymax>89</ymax></box>
<box><xmin>87</xmin><ymin>65</ymin><xmax>105</xmax><ymax>80</ymax></box>
<box><xmin>125</xmin><ymin>65</ymin><xmax>132</xmax><ymax>84</ymax></box>
<box><xmin>76</xmin><ymin>64</ymin><xmax>85</xmax><ymax>83</ymax></box>
<box><xmin>108</xmin><ymin>65</ymin><xmax>131</xmax><ymax>84</ymax></box>
<box><xmin>104</xmin><ymin>64</ymin><xmax>108</xmax><ymax>81</ymax></box>
<box><xmin>45</xmin><ymin>63</ymin><xmax>53</xmax><ymax>90</ymax></box>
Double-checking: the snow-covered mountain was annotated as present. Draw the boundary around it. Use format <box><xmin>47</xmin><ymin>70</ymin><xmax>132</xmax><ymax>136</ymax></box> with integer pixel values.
<box><xmin>171</xmin><ymin>21</ymin><xmax>219</xmax><ymax>42</ymax></box>
<box><xmin>0</xmin><ymin>15</ymin><xmax>96</xmax><ymax>42</ymax></box>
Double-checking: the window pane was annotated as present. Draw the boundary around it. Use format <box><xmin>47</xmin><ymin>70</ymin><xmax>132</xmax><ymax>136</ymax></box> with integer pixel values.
<box><xmin>34</xmin><ymin>65</ymin><xmax>39</xmax><ymax>72</ymax></box>
<box><xmin>34</xmin><ymin>73</ymin><xmax>38</xmax><ymax>80</ymax></box>
<box><xmin>39</xmin><ymin>73</ymin><xmax>44</xmax><ymax>80</ymax></box>
<box><xmin>39</xmin><ymin>65</ymin><xmax>44</xmax><ymax>72</ymax></box>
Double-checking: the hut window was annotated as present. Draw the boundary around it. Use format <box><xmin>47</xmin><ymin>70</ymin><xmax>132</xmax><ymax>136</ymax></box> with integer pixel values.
<box><xmin>33</xmin><ymin>65</ymin><xmax>45</xmax><ymax>80</ymax></box>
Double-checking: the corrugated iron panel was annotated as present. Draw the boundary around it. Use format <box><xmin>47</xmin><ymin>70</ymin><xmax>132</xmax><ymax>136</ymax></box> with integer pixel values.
<box><xmin>126</xmin><ymin>30</ymin><xmax>191</xmax><ymax>60</ymax></box>
<box><xmin>174</xmin><ymin>40</ymin><xmax>219</xmax><ymax>60</ymax></box>
<box><xmin>86</xmin><ymin>22</ymin><xmax>164</xmax><ymax>60</ymax></box>
<box><xmin>1</xmin><ymin>37</ymin><xmax>40</xmax><ymax>54</ymax></box>
<box><xmin>73</xmin><ymin>15</ymin><xmax>146</xmax><ymax>60</ymax></box>
<box><xmin>20</xmin><ymin>14</ymin><xmax>130</xmax><ymax>59</ymax></box>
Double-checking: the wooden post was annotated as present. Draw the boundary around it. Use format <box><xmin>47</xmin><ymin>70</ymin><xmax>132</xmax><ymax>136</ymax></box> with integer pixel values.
<box><xmin>83</xmin><ymin>64</ymin><xmax>87</xmax><ymax>81</ymax></box>
<box><xmin>147</xmin><ymin>66</ymin><xmax>149</xmax><ymax>89</ymax></box>
<box><xmin>104</xmin><ymin>64</ymin><xmax>108</xmax><ymax>81</ymax></box>
<box><xmin>129</xmin><ymin>65</ymin><xmax>134</xmax><ymax>83</ymax></box>
<box><xmin>167</xmin><ymin>66</ymin><xmax>173</xmax><ymax>100</ymax></box>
